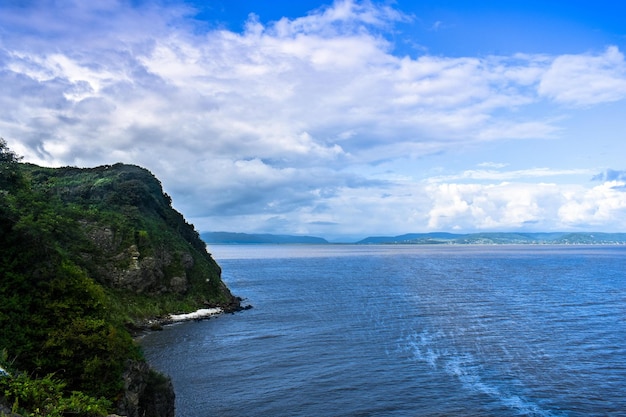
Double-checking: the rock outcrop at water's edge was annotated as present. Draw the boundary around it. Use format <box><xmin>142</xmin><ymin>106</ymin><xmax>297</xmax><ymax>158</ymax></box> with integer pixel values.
<box><xmin>133</xmin><ymin>297</ymin><xmax>252</xmax><ymax>333</ymax></box>
<box><xmin>117</xmin><ymin>361</ymin><xmax>176</xmax><ymax>417</ymax></box>
<box><xmin>0</xmin><ymin>153</ymin><xmax>243</xmax><ymax>417</ymax></box>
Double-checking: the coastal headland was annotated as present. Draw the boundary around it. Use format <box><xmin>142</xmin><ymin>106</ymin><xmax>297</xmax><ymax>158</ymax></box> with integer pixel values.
<box><xmin>0</xmin><ymin>149</ymin><xmax>242</xmax><ymax>417</ymax></box>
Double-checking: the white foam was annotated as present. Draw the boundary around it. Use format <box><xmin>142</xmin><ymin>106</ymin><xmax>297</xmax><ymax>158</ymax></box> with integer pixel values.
<box><xmin>169</xmin><ymin>308</ymin><xmax>223</xmax><ymax>322</ymax></box>
<box><xmin>403</xmin><ymin>329</ymin><xmax>562</xmax><ymax>417</ymax></box>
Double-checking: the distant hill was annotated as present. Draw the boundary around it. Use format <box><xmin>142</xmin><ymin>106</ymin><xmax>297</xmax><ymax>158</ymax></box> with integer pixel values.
<box><xmin>202</xmin><ymin>232</ymin><xmax>329</xmax><ymax>244</ymax></box>
<box><xmin>201</xmin><ymin>231</ymin><xmax>626</xmax><ymax>245</ymax></box>
<box><xmin>357</xmin><ymin>232</ymin><xmax>626</xmax><ymax>245</ymax></box>
<box><xmin>358</xmin><ymin>232</ymin><xmax>463</xmax><ymax>244</ymax></box>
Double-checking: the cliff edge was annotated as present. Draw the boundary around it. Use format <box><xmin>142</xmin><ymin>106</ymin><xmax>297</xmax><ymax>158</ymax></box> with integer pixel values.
<box><xmin>0</xmin><ymin>143</ymin><xmax>238</xmax><ymax>417</ymax></box>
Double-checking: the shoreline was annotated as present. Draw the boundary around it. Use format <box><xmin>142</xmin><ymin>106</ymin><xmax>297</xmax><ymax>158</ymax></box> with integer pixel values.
<box><xmin>132</xmin><ymin>299</ymin><xmax>253</xmax><ymax>336</ymax></box>
<box><xmin>168</xmin><ymin>307</ymin><xmax>223</xmax><ymax>322</ymax></box>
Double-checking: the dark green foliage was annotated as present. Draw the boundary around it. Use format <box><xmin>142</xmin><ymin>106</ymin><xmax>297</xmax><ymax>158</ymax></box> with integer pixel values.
<box><xmin>0</xmin><ymin>141</ymin><xmax>236</xmax><ymax>415</ymax></box>
<box><xmin>0</xmin><ymin>138</ymin><xmax>23</xmax><ymax>190</ymax></box>
<box><xmin>0</xmin><ymin>373</ymin><xmax>111</xmax><ymax>417</ymax></box>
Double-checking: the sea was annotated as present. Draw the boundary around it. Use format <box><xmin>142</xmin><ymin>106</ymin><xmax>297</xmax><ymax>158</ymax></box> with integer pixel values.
<box><xmin>140</xmin><ymin>245</ymin><xmax>626</xmax><ymax>417</ymax></box>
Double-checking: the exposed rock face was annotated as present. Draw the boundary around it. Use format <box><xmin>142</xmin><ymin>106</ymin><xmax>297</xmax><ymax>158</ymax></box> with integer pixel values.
<box><xmin>169</xmin><ymin>276</ymin><xmax>189</xmax><ymax>294</ymax></box>
<box><xmin>80</xmin><ymin>222</ymin><xmax>202</xmax><ymax>296</ymax></box>
<box><xmin>118</xmin><ymin>361</ymin><xmax>175</xmax><ymax>417</ymax></box>
<box><xmin>57</xmin><ymin>164</ymin><xmax>234</xmax><ymax>302</ymax></box>
<box><xmin>110</xmin><ymin>248</ymin><xmax>196</xmax><ymax>295</ymax></box>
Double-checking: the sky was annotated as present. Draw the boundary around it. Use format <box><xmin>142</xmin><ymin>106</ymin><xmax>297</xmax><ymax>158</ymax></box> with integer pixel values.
<box><xmin>1</xmin><ymin>0</ymin><xmax>626</xmax><ymax>241</ymax></box>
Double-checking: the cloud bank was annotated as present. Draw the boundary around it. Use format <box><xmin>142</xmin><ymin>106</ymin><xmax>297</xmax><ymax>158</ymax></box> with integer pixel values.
<box><xmin>1</xmin><ymin>0</ymin><xmax>626</xmax><ymax>239</ymax></box>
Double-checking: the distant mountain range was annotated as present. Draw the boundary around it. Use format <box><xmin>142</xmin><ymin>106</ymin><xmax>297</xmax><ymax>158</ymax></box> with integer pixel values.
<box><xmin>202</xmin><ymin>231</ymin><xmax>626</xmax><ymax>245</ymax></box>
<box><xmin>356</xmin><ymin>232</ymin><xmax>626</xmax><ymax>245</ymax></box>
<box><xmin>201</xmin><ymin>232</ymin><xmax>329</xmax><ymax>244</ymax></box>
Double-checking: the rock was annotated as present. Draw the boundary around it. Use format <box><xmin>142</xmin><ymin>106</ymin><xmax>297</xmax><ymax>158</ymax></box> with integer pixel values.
<box><xmin>169</xmin><ymin>275</ymin><xmax>188</xmax><ymax>294</ymax></box>
<box><xmin>0</xmin><ymin>399</ymin><xmax>21</xmax><ymax>417</ymax></box>
<box><xmin>117</xmin><ymin>361</ymin><xmax>175</xmax><ymax>417</ymax></box>
<box><xmin>180</xmin><ymin>252</ymin><xmax>194</xmax><ymax>269</ymax></box>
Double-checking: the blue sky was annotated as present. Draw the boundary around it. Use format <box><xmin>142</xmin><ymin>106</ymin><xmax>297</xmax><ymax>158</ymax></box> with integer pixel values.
<box><xmin>2</xmin><ymin>0</ymin><xmax>626</xmax><ymax>241</ymax></box>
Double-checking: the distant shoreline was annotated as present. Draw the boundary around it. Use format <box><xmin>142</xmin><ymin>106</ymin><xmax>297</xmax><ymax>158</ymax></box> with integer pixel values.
<box><xmin>202</xmin><ymin>231</ymin><xmax>626</xmax><ymax>245</ymax></box>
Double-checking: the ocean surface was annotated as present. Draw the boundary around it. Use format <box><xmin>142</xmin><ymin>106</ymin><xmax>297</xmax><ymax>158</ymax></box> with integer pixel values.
<box><xmin>140</xmin><ymin>245</ymin><xmax>626</xmax><ymax>417</ymax></box>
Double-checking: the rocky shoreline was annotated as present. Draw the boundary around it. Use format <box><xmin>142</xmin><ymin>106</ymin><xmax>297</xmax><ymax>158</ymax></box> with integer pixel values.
<box><xmin>128</xmin><ymin>297</ymin><xmax>252</xmax><ymax>335</ymax></box>
<box><xmin>116</xmin><ymin>299</ymin><xmax>252</xmax><ymax>417</ymax></box>
<box><xmin>0</xmin><ymin>301</ymin><xmax>254</xmax><ymax>417</ymax></box>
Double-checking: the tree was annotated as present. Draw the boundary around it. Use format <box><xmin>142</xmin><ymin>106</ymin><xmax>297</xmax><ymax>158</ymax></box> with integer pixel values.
<box><xmin>0</xmin><ymin>138</ymin><xmax>22</xmax><ymax>164</ymax></box>
<box><xmin>0</xmin><ymin>138</ymin><xmax>23</xmax><ymax>189</ymax></box>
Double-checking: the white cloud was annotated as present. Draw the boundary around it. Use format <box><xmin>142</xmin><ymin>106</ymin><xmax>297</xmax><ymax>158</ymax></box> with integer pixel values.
<box><xmin>538</xmin><ymin>46</ymin><xmax>626</xmax><ymax>106</ymax></box>
<box><xmin>192</xmin><ymin>175</ymin><xmax>626</xmax><ymax>239</ymax></box>
<box><xmin>477</xmin><ymin>162</ymin><xmax>508</xmax><ymax>169</ymax></box>
<box><xmin>558</xmin><ymin>180</ymin><xmax>626</xmax><ymax>227</ymax></box>
<box><xmin>269</xmin><ymin>0</ymin><xmax>408</xmax><ymax>37</ymax></box>
<box><xmin>1</xmin><ymin>1</ymin><xmax>626</xmax><ymax>238</ymax></box>
<box><xmin>428</xmin><ymin>167</ymin><xmax>593</xmax><ymax>183</ymax></box>
<box><xmin>2</xmin><ymin>1</ymin><xmax>565</xmax><ymax>164</ymax></box>
<box><xmin>423</xmin><ymin>179</ymin><xmax>626</xmax><ymax>232</ymax></box>
<box><xmin>425</xmin><ymin>182</ymin><xmax>559</xmax><ymax>231</ymax></box>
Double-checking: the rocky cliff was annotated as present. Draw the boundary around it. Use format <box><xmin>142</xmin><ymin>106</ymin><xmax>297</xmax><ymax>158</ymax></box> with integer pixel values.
<box><xmin>0</xmin><ymin>153</ymin><xmax>239</xmax><ymax>416</ymax></box>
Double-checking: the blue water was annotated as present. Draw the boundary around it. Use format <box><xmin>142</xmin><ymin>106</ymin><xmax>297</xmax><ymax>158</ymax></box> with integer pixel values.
<box><xmin>140</xmin><ymin>245</ymin><xmax>626</xmax><ymax>416</ymax></box>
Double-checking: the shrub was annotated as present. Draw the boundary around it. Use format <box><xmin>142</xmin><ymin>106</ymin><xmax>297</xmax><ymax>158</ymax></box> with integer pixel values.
<box><xmin>0</xmin><ymin>372</ymin><xmax>111</xmax><ymax>417</ymax></box>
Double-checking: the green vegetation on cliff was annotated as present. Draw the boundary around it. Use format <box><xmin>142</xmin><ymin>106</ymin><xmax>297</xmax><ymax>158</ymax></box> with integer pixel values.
<box><xmin>0</xmin><ymin>139</ymin><xmax>238</xmax><ymax>416</ymax></box>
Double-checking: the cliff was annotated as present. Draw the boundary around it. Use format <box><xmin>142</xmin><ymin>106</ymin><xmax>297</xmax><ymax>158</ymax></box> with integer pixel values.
<box><xmin>0</xmin><ymin>143</ymin><xmax>239</xmax><ymax>416</ymax></box>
